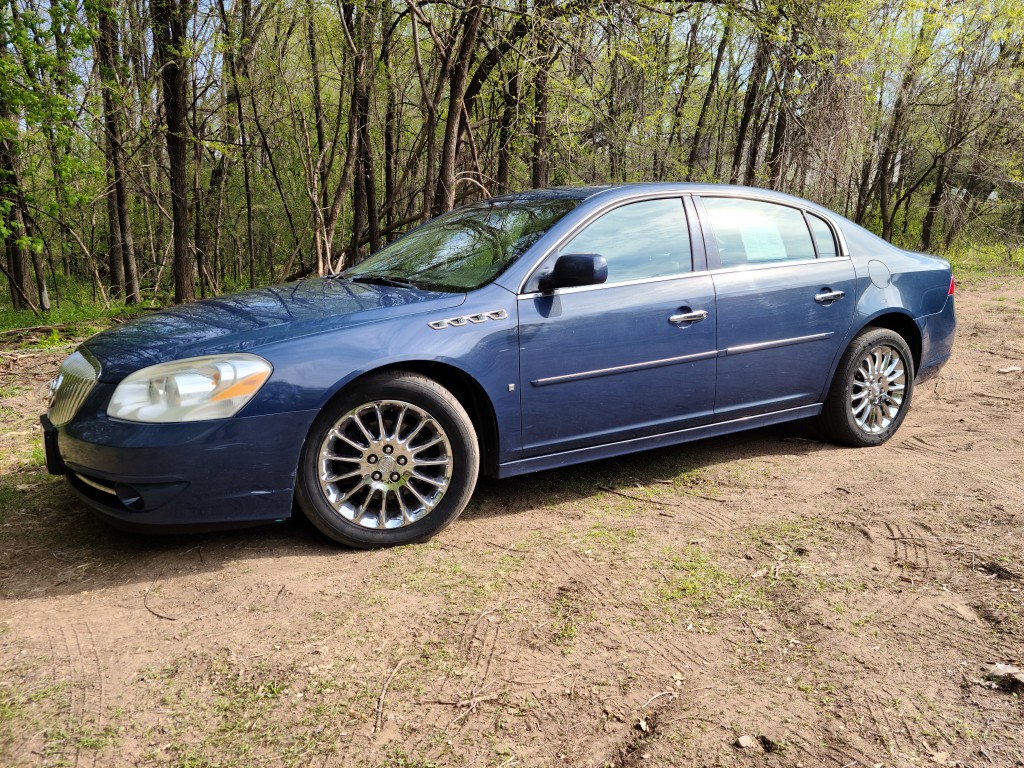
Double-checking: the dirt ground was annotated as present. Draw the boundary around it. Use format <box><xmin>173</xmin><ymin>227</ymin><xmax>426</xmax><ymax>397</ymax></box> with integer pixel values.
<box><xmin>1</xmin><ymin>276</ymin><xmax>1022</xmax><ymax>768</ymax></box>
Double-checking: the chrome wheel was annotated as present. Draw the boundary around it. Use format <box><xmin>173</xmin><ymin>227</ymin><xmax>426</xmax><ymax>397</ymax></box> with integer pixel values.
<box><xmin>850</xmin><ymin>344</ymin><xmax>906</xmax><ymax>434</ymax></box>
<box><xmin>317</xmin><ymin>400</ymin><xmax>453</xmax><ymax>529</ymax></box>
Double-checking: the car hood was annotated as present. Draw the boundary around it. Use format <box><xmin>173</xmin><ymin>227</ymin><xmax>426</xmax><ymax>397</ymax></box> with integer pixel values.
<box><xmin>84</xmin><ymin>279</ymin><xmax>466</xmax><ymax>382</ymax></box>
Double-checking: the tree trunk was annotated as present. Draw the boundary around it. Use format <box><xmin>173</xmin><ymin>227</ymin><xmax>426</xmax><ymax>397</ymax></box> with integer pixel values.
<box><xmin>433</xmin><ymin>3</ymin><xmax>483</xmax><ymax>215</ymax></box>
<box><xmin>96</xmin><ymin>1</ymin><xmax>140</xmax><ymax>303</ymax></box>
<box><xmin>920</xmin><ymin>154</ymin><xmax>946</xmax><ymax>251</ymax></box>
<box><xmin>104</xmin><ymin>163</ymin><xmax>125</xmax><ymax>298</ymax></box>
<box><xmin>687</xmin><ymin>12</ymin><xmax>731</xmax><ymax>180</ymax></box>
<box><xmin>496</xmin><ymin>69</ymin><xmax>519</xmax><ymax>192</ymax></box>
<box><xmin>152</xmin><ymin>0</ymin><xmax>194</xmax><ymax>303</ymax></box>
<box><xmin>731</xmin><ymin>34</ymin><xmax>769</xmax><ymax>184</ymax></box>
<box><xmin>531</xmin><ymin>37</ymin><xmax>554</xmax><ymax>189</ymax></box>
<box><xmin>0</xmin><ymin>32</ymin><xmax>45</xmax><ymax>312</ymax></box>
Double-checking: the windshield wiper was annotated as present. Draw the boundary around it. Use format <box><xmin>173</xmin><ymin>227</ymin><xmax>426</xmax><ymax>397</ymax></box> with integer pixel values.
<box><xmin>342</xmin><ymin>274</ymin><xmax>420</xmax><ymax>290</ymax></box>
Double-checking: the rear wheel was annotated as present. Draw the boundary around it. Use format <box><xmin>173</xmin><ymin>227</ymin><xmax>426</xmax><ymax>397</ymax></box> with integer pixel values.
<box><xmin>296</xmin><ymin>372</ymin><xmax>479</xmax><ymax>548</ymax></box>
<box><xmin>819</xmin><ymin>327</ymin><xmax>914</xmax><ymax>447</ymax></box>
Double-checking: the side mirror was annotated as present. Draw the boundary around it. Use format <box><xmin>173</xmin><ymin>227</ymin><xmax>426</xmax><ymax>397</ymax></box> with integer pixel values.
<box><xmin>537</xmin><ymin>253</ymin><xmax>608</xmax><ymax>292</ymax></box>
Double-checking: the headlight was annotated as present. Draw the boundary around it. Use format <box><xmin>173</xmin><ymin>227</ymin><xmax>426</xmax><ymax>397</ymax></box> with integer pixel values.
<box><xmin>107</xmin><ymin>354</ymin><xmax>272</xmax><ymax>423</ymax></box>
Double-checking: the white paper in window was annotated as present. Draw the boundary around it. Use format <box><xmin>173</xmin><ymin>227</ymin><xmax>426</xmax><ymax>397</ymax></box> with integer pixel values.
<box><xmin>739</xmin><ymin>216</ymin><xmax>788</xmax><ymax>262</ymax></box>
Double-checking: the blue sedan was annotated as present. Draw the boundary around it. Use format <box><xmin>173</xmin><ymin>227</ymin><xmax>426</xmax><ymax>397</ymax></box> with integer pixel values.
<box><xmin>42</xmin><ymin>184</ymin><xmax>956</xmax><ymax>547</ymax></box>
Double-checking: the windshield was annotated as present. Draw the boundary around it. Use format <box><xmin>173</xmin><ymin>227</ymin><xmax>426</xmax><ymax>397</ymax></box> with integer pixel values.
<box><xmin>342</xmin><ymin>196</ymin><xmax>582</xmax><ymax>292</ymax></box>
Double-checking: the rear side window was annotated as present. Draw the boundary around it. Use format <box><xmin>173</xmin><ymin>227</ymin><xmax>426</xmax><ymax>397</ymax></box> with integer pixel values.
<box><xmin>561</xmin><ymin>198</ymin><xmax>691</xmax><ymax>283</ymax></box>
<box><xmin>701</xmin><ymin>197</ymin><xmax>816</xmax><ymax>266</ymax></box>
<box><xmin>807</xmin><ymin>213</ymin><xmax>838</xmax><ymax>258</ymax></box>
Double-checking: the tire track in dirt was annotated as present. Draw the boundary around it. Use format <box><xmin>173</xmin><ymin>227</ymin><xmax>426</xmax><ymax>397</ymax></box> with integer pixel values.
<box><xmin>454</xmin><ymin>598</ymin><xmax>505</xmax><ymax>688</ymax></box>
<box><xmin>891</xmin><ymin>435</ymin><xmax>1024</xmax><ymax>499</ymax></box>
<box><xmin>930</xmin><ymin>360</ymin><xmax>976</xmax><ymax>398</ymax></box>
<box><xmin>665</xmin><ymin>494</ymin><xmax>743</xmax><ymax>532</ymax></box>
<box><xmin>846</xmin><ymin>689</ymin><xmax>964</xmax><ymax>764</ymax></box>
<box><xmin>883</xmin><ymin>520</ymin><xmax>934</xmax><ymax>577</ymax></box>
<box><xmin>851</xmin><ymin>517</ymin><xmax>1004</xmax><ymax>661</ymax></box>
<box><xmin>549</xmin><ymin>545</ymin><xmax>714</xmax><ymax>673</ymax></box>
<box><xmin>48</xmin><ymin>620</ymin><xmax>105</xmax><ymax>768</ymax></box>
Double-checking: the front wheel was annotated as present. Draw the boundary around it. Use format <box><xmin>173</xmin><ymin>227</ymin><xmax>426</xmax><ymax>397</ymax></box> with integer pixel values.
<box><xmin>819</xmin><ymin>328</ymin><xmax>915</xmax><ymax>447</ymax></box>
<box><xmin>295</xmin><ymin>372</ymin><xmax>480</xmax><ymax>548</ymax></box>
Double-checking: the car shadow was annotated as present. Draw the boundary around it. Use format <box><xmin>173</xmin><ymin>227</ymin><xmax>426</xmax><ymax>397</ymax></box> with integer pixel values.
<box><xmin>466</xmin><ymin>419</ymin><xmax>830</xmax><ymax>522</ymax></box>
<box><xmin>0</xmin><ymin>420</ymin><xmax>831</xmax><ymax>600</ymax></box>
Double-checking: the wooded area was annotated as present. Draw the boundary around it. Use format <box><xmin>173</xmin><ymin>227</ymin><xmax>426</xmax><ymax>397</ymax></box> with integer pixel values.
<box><xmin>1</xmin><ymin>0</ymin><xmax>1022</xmax><ymax>313</ymax></box>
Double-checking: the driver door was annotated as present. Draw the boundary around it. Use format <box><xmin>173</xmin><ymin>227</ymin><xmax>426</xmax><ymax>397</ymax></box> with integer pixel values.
<box><xmin>517</xmin><ymin>197</ymin><xmax>718</xmax><ymax>457</ymax></box>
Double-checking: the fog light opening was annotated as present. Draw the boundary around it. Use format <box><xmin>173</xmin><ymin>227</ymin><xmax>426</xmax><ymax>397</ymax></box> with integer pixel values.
<box><xmin>115</xmin><ymin>484</ymin><xmax>146</xmax><ymax>512</ymax></box>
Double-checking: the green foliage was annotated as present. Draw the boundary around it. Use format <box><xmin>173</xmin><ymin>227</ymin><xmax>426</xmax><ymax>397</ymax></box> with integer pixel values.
<box><xmin>945</xmin><ymin>243</ymin><xmax>1024</xmax><ymax>275</ymax></box>
<box><xmin>3</xmin><ymin>0</ymin><xmax>1024</xmax><ymax>316</ymax></box>
<box><xmin>0</xmin><ymin>276</ymin><xmax>157</xmax><ymax>335</ymax></box>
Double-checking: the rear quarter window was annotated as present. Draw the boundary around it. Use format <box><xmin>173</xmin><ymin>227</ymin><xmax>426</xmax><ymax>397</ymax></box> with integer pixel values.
<box><xmin>807</xmin><ymin>213</ymin><xmax>839</xmax><ymax>258</ymax></box>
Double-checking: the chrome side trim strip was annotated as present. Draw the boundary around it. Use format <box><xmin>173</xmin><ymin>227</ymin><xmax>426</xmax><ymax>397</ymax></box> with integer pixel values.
<box><xmin>532</xmin><ymin>350</ymin><xmax>717</xmax><ymax>387</ymax></box>
<box><xmin>707</xmin><ymin>255</ymin><xmax>852</xmax><ymax>277</ymax></box>
<box><xmin>518</xmin><ymin>269</ymin><xmax>708</xmax><ymax>300</ymax></box>
<box><xmin>74</xmin><ymin>473</ymin><xmax>118</xmax><ymax>496</ymax></box>
<box><xmin>723</xmin><ymin>332</ymin><xmax>833</xmax><ymax>356</ymax></box>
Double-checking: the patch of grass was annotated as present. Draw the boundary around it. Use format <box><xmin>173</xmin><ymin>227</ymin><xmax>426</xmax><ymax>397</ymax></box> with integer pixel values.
<box><xmin>76</xmin><ymin>724</ymin><xmax>119</xmax><ymax>749</ymax></box>
<box><xmin>656</xmin><ymin>546</ymin><xmax>766</xmax><ymax>613</ymax></box>
<box><xmin>0</xmin><ymin>385</ymin><xmax>30</xmax><ymax>398</ymax></box>
<box><xmin>25</xmin><ymin>438</ymin><xmax>45</xmax><ymax>468</ymax></box>
<box><xmin>745</xmin><ymin>518</ymin><xmax>826</xmax><ymax>557</ymax></box>
<box><xmin>0</xmin><ymin>680</ymin><xmax>71</xmax><ymax>761</ymax></box>
<box><xmin>551</xmin><ymin>583</ymin><xmax>587</xmax><ymax>648</ymax></box>
<box><xmin>0</xmin><ymin>275</ymin><xmax>162</xmax><ymax>335</ymax></box>
<box><xmin>385</xmin><ymin>749</ymin><xmax>442</xmax><ymax>768</ymax></box>
<box><xmin>585</xmin><ymin>523</ymin><xmax>638</xmax><ymax>550</ymax></box>
<box><xmin>0</xmin><ymin>685</ymin><xmax>22</xmax><ymax>723</ymax></box>
<box><xmin>137</xmin><ymin>649</ymin><xmax>383</xmax><ymax>768</ymax></box>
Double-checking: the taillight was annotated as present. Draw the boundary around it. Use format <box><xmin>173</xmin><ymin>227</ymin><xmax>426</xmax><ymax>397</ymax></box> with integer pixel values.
<box><xmin>948</xmin><ymin>276</ymin><xmax>955</xmax><ymax>296</ymax></box>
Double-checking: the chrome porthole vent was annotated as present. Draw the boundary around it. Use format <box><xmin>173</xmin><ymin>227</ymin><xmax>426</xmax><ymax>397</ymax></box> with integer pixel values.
<box><xmin>47</xmin><ymin>350</ymin><xmax>101</xmax><ymax>428</ymax></box>
<box><xmin>317</xmin><ymin>399</ymin><xmax>453</xmax><ymax>529</ymax></box>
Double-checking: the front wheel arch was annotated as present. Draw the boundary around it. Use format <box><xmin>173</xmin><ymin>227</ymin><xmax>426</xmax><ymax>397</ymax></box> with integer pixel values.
<box><xmin>295</xmin><ymin>371</ymin><xmax>481</xmax><ymax>547</ymax></box>
<box><xmin>313</xmin><ymin>361</ymin><xmax>499</xmax><ymax>477</ymax></box>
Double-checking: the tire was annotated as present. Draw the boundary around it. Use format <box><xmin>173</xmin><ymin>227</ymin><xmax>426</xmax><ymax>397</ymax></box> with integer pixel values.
<box><xmin>295</xmin><ymin>372</ymin><xmax>480</xmax><ymax>548</ymax></box>
<box><xmin>819</xmin><ymin>327</ymin><xmax>915</xmax><ymax>447</ymax></box>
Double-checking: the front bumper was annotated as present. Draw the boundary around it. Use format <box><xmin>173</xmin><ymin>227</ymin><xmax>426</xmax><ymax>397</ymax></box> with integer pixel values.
<box><xmin>43</xmin><ymin>407</ymin><xmax>319</xmax><ymax>532</ymax></box>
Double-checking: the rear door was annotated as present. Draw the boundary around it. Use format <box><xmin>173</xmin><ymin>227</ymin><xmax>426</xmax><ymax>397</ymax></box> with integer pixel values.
<box><xmin>517</xmin><ymin>196</ymin><xmax>717</xmax><ymax>456</ymax></box>
<box><xmin>697</xmin><ymin>195</ymin><xmax>855</xmax><ymax>419</ymax></box>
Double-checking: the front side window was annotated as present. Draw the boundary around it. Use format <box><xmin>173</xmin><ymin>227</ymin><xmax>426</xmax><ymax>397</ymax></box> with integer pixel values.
<box><xmin>701</xmin><ymin>197</ymin><xmax>816</xmax><ymax>267</ymax></box>
<box><xmin>560</xmin><ymin>198</ymin><xmax>691</xmax><ymax>284</ymax></box>
<box><xmin>343</xmin><ymin>196</ymin><xmax>582</xmax><ymax>292</ymax></box>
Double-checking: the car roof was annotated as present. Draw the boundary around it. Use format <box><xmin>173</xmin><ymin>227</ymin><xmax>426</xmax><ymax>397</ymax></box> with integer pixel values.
<box><xmin>496</xmin><ymin>183</ymin><xmax>832</xmax><ymax>211</ymax></box>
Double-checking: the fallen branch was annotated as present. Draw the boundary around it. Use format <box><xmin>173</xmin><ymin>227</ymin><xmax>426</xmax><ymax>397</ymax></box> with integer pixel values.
<box><xmin>504</xmin><ymin>670</ymin><xmax>573</xmax><ymax>686</ymax></box>
<box><xmin>428</xmin><ymin>692</ymin><xmax>499</xmax><ymax>708</ymax></box>
<box><xmin>143</xmin><ymin>581</ymin><xmax>177</xmax><ymax>621</ymax></box>
<box><xmin>641</xmin><ymin>690</ymin><xmax>675</xmax><ymax>709</ymax></box>
<box><xmin>0</xmin><ymin>324</ymin><xmax>75</xmax><ymax>338</ymax></box>
<box><xmin>598</xmin><ymin>485</ymin><xmax>666</xmax><ymax>505</ymax></box>
<box><xmin>375</xmin><ymin>657</ymin><xmax>410</xmax><ymax>733</ymax></box>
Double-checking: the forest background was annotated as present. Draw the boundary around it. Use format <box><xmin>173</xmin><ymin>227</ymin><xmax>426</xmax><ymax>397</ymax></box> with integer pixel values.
<box><xmin>2</xmin><ymin>0</ymin><xmax>1022</xmax><ymax>325</ymax></box>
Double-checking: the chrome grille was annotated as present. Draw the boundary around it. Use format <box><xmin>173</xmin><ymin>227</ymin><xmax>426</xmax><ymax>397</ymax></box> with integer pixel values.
<box><xmin>48</xmin><ymin>350</ymin><xmax>101</xmax><ymax>427</ymax></box>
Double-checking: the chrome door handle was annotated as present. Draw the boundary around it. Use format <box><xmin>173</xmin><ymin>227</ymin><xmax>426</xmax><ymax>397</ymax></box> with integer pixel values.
<box><xmin>814</xmin><ymin>290</ymin><xmax>845</xmax><ymax>304</ymax></box>
<box><xmin>668</xmin><ymin>309</ymin><xmax>709</xmax><ymax>325</ymax></box>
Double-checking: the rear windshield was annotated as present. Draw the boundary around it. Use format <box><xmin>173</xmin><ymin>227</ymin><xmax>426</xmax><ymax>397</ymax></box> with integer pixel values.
<box><xmin>343</xmin><ymin>197</ymin><xmax>582</xmax><ymax>292</ymax></box>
